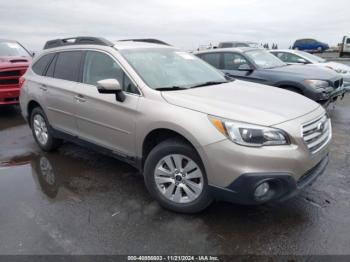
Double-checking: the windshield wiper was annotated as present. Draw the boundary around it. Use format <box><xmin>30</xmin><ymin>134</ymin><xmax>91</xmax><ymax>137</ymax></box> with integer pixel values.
<box><xmin>155</xmin><ymin>86</ymin><xmax>189</xmax><ymax>91</ymax></box>
<box><xmin>189</xmin><ymin>81</ymin><xmax>228</xmax><ymax>88</ymax></box>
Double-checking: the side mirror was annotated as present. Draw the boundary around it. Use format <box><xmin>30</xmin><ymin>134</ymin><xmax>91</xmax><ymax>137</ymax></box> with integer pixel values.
<box><xmin>297</xmin><ymin>58</ymin><xmax>308</xmax><ymax>64</ymax></box>
<box><xmin>97</xmin><ymin>79</ymin><xmax>125</xmax><ymax>102</ymax></box>
<box><xmin>238</xmin><ymin>64</ymin><xmax>253</xmax><ymax>71</ymax></box>
<box><xmin>30</xmin><ymin>51</ymin><xmax>35</xmax><ymax>57</ymax></box>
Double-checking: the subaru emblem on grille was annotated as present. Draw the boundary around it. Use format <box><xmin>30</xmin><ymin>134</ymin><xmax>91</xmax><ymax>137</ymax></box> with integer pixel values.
<box><xmin>317</xmin><ymin>122</ymin><xmax>325</xmax><ymax>132</ymax></box>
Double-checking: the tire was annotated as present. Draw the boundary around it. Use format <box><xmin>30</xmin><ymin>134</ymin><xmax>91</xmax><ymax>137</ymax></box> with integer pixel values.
<box><xmin>317</xmin><ymin>46</ymin><xmax>322</xmax><ymax>53</ymax></box>
<box><xmin>30</xmin><ymin>107</ymin><xmax>62</xmax><ymax>151</ymax></box>
<box><xmin>144</xmin><ymin>139</ymin><xmax>213</xmax><ymax>213</ymax></box>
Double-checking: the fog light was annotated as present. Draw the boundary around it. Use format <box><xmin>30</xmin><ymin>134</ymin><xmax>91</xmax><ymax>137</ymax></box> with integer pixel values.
<box><xmin>254</xmin><ymin>182</ymin><xmax>270</xmax><ymax>198</ymax></box>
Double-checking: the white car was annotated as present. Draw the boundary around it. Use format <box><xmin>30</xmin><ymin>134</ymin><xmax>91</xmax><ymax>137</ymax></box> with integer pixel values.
<box><xmin>270</xmin><ymin>49</ymin><xmax>350</xmax><ymax>90</ymax></box>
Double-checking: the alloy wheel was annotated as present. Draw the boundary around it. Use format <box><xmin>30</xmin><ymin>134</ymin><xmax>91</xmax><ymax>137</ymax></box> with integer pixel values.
<box><xmin>33</xmin><ymin>114</ymin><xmax>49</xmax><ymax>145</ymax></box>
<box><xmin>154</xmin><ymin>154</ymin><xmax>204</xmax><ymax>204</ymax></box>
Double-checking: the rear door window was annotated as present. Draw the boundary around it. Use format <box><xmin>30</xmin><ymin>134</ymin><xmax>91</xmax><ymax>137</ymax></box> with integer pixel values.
<box><xmin>54</xmin><ymin>51</ymin><xmax>83</xmax><ymax>82</ymax></box>
<box><xmin>32</xmin><ymin>53</ymin><xmax>55</xmax><ymax>75</ymax></box>
<box><xmin>199</xmin><ymin>53</ymin><xmax>221</xmax><ymax>68</ymax></box>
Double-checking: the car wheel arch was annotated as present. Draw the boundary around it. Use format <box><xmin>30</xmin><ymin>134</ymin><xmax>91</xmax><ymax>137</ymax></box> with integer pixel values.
<box><xmin>27</xmin><ymin>100</ymin><xmax>44</xmax><ymax>127</ymax></box>
<box><xmin>278</xmin><ymin>85</ymin><xmax>303</xmax><ymax>94</ymax></box>
<box><xmin>140</xmin><ymin>127</ymin><xmax>202</xmax><ymax>171</ymax></box>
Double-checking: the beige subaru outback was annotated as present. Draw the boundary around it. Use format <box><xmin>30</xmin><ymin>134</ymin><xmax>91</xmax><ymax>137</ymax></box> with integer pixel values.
<box><xmin>20</xmin><ymin>37</ymin><xmax>331</xmax><ymax>213</ymax></box>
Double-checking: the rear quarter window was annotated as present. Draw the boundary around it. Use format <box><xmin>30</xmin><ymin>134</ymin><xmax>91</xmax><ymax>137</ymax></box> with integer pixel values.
<box><xmin>32</xmin><ymin>53</ymin><xmax>55</xmax><ymax>75</ymax></box>
<box><xmin>199</xmin><ymin>53</ymin><xmax>221</xmax><ymax>68</ymax></box>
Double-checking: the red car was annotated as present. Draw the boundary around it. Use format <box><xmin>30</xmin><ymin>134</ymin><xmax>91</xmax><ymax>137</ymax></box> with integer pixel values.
<box><xmin>0</xmin><ymin>39</ymin><xmax>32</xmax><ymax>105</ymax></box>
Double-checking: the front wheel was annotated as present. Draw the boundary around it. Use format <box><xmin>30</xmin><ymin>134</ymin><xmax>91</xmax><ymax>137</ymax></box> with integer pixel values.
<box><xmin>144</xmin><ymin>139</ymin><xmax>213</xmax><ymax>213</ymax></box>
<box><xmin>30</xmin><ymin>107</ymin><xmax>62</xmax><ymax>151</ymax></box>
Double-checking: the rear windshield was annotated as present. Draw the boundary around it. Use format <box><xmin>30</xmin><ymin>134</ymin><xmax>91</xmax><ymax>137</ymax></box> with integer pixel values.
<box><xmin>0</xmin><ymin>42</ymin><xmax>30</xmax><ymax>57</ymax></box>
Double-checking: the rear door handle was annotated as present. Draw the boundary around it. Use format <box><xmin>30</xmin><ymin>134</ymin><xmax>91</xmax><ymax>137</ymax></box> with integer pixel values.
<box><xmin>39</xmin><ymin>84</ymin><xmax>48</xmax><ymax>91</ymax></box>
<box><xmin>75</xmin><ymin>94</ymin><xmax>87</xmax><ymax>102</ymax></box>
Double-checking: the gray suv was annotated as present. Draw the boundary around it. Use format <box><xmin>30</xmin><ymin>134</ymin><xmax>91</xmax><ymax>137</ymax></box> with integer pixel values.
<box><xmin>20</xmin><ymin>37</ymin><xmax>331</xmax><ymax>213</ymax></box>
<box><xmin>195</xmin><ymin>48</ymin><xmax>344</xmax><ymax>105</ymax></box>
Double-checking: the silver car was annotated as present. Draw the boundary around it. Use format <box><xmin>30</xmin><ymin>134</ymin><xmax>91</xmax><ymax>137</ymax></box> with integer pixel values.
<box><xmin>270</xmin><ymin>49</ymin><xmax>350</xmax><ymax>89</ymax></box>
<box><xmin>20</xmin><ymin>37</ymin><xmax>331</xmax><ymax>213</ymax></box>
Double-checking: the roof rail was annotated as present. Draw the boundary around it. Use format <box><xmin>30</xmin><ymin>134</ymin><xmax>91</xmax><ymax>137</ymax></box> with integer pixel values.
<box><xmin>43</xmin><ymin>36</ymin><xmax>114</xmax><ymax>49</ymax></box>
<box><xmin>118</xmin><ymin>38</ymin><xmax>171</xmax><ymax>46</ymax></box>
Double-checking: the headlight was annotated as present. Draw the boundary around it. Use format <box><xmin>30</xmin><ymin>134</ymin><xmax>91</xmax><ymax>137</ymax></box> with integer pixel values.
<box><xmin>304</xmin><ymin>80</ymin><xmax>330</xmax><ymax>89</ymax></box>
<box><xmin>209</xmin><ymin>116</ymin><xmax>289</xmax><ymax>147</ymax></box>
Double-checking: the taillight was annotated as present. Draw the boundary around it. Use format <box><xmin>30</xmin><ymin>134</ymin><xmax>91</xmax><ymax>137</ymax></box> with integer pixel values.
<box><xmin>19</xmin><ymin>76</ymin><xmax>25</xmax><ymax>89</ymax></box>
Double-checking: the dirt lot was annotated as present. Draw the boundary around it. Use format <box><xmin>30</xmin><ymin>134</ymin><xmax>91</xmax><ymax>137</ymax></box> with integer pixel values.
<box><xmin>0</xmin><ymin>94</ymin><xmax>349</xmax><ymax>255</ymax></box>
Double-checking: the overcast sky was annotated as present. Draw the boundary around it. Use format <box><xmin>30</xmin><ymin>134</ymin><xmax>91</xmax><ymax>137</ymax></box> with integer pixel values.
<box><xmin>1</xmin><ymin>0</ymin><xmax>349</xmax><ymax>51</ymax></box>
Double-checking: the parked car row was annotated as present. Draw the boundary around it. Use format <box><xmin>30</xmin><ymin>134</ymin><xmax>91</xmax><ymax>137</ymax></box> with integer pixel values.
<box><xmin>1</xmin><ymin>37</ymin><xmax>348</xmax><ymax>108</ymax></box>
<box><xmin>17</xmin><ymin>36</ymin><xmax>334</xmax><ymax>213</ymax></box>
<box><xmin>195</xmin><ymin>47</ymin><xmax>346</xmax><ymax>104</ymax></box>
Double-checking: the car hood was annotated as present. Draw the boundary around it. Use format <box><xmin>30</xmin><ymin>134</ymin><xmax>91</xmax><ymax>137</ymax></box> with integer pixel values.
<box><xmin>161</xmin><ymin>80</ymin><xmax>320</xmax><ymax>126</ymax></box>
<box><xmin>266</xmin><ymin>64</ymin><xmax>339</xmax><ymax>79</ymax></box>
<box><xmin>313</xmin><ymin>62</ymin><xmax>350</xmax><ymax>75</ymax></box>
<box><xmin>0</xmin><ymin>56</ymin><xmax>31</xmax><ymax>69</ymax></box>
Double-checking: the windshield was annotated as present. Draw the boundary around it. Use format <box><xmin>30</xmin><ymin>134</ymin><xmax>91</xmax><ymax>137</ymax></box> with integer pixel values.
<box><xmin>119</xmin><ymin>48</ymin><xmax>226</xmax><ymax>89</ymax></box>
<box><xmin>246</xmin><ymin>49</ymin><xmax>286</xmax><ymax>69</ymax></box>
<box><xmin>0</xmin><ymin>42</ymin><xmax>30</xmax><ymax>57</ymax></box>
<box><xmin>294</xmin><ymin>50</ymin><xmax>326</xmax><ymax>63</ymax></box>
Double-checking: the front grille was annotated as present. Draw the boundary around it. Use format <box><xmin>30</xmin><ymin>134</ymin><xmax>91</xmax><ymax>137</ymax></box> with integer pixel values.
<box><xmin>0</xmin><ymin>70</ymin><xmax>21</xmax><ymax>77</ymax></box>
<box><xmin>0</xmin><ymin>79</ymin><xmax>19</xmax><ymax>85</ymax></box>
<box><xmin>333</xmin><ymin>78</ymin><xmax>343</xmax><ymax>89</ymax></box>
<box><xmin>0</xmin><ymin>69</ymin><xmax>25</xmax><ymax>86</ymax></box>
<box><xmin>302</xmin><ymin>114</ymin><xmax>331</xmax><ymax>154</ymax></box>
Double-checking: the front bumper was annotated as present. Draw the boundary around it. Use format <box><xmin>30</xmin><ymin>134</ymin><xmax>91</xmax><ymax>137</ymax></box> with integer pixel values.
<box><xmin>0</xmin><ymin>87</ymin><xmax>20</xmax><ymax>105</ymax></box>
<box><xmin>343</xmin><ymin>78</ymin><xmax>350</xmax><ymax>91</ymax></box>
<box><xmin>209</xmin><ymin>155</ymin><xmax>329</xmax><ymax>204</ymax></box>
<box><xmin>330</xmin><ymin>86</ymin><xmax>347</xmax><ymax>100</ymax></box>
<box><xmin>200</xmin><ymin>106</ymin><xmax>330</xmax><ymax>204</ymax></box>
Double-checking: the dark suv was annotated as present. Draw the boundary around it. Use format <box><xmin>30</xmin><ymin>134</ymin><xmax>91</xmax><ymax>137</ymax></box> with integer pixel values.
<box><xmin>195</xmin><ymin>48</ymin><xmax>344</xmax><ymax>104</ymax></box>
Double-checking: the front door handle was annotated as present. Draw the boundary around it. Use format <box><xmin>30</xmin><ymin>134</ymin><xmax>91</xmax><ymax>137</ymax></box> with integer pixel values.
<box><xmin>75</xmin><ymin>94</ymin><xmax>87</xmax><ymax>103</ymax></box>
<box><xmin>39</xmin><ymin>84</ymin><xmax>48</xmax><ymax>91</ymax></box>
